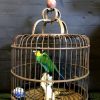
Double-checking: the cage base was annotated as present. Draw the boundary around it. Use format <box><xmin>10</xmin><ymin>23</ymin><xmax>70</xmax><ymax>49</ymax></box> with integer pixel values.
<box><xmin>11</xmin><ymin>88</ymin><xmax>84</xmax><ymax>100</ymax></box>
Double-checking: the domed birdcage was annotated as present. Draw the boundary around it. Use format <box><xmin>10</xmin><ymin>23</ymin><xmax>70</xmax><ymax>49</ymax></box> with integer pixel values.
<box><xmin>11</xmin><ymin>8</ymin><xmax>90</xmax><ymax>100</ymax></box>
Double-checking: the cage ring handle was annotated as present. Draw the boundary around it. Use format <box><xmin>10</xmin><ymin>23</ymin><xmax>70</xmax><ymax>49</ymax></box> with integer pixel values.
<box><xmin>42</xmin><ymin>8</ymin><xmax>61</xmax><ymax>22</ymax></box>
<box><xmin>41</xmin><ymin>18</ymin><xmax>68</xmax><ymax>34</ymax></box>
<box><xmin>41</xmin><ymin>8</ymin><xmax>68</xmax><ymax>34</ymax></box>
<box><xmin>31</xmin><ymin>18</ymin><xmax>68</xmax><ymax>35</ymax></box>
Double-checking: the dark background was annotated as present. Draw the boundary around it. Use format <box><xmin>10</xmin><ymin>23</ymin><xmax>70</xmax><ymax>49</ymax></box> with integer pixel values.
<box><xmin>0</xmin><ymin>0</ymin><xmax>100</xmax><ymax>92</ymax></box>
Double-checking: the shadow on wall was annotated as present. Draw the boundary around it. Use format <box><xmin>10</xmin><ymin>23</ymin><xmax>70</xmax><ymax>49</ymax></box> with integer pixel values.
<box><xmin>89</xmin><ymin>26</ymin><xmax>100</xmax><ymax>91</ymax></box>
<box><xmin>0</xmin><ymin>44</ymin><xmax>11</xmax><ymax>93</ymax></box>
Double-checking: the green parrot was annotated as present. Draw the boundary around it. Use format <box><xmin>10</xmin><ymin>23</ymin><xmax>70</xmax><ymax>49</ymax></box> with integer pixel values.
<box><xmin>33</xmin><ymin>50</ymin><xmax>64</xmax><ymax>79</ymax></box>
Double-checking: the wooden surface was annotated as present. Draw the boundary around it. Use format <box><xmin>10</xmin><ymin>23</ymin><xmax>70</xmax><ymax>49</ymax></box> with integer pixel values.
<box><xmin>11</xmin><ymin>88</ymin><xmax>84</xmax><ymax>100</ymax></box>
<box><xmin>0</xmin><ymin>0</ymin><xmax>100</xmax><ymax>91</ymax></box>
<box><xmin>1</xmin><ymin>92</ymin><xmax>100</xmax><ymax>100</ymax></box>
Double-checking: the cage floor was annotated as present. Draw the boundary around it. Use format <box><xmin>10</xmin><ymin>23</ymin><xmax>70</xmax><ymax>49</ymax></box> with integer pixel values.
<box><xmin>11</xmin><ymin>88</ymin><xmax>84</xmax><ymax>100</ymax></box>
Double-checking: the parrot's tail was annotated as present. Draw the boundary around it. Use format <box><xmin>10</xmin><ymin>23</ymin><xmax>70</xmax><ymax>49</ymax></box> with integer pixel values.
<box><xmin>56</xmin><ymin>69</ymin><xmax>69</xmax><ymax>87</ymax></box>
<box><xmin>59</xmin><ymin>73</ymin><xmax>65</xmax><ymax>80</ymax></box>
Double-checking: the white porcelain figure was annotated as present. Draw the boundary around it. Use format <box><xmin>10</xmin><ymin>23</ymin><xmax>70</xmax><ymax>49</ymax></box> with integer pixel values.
<box><xmin>41</xmin><ymin>73</ymin><xmax>55</xmax><ymax>100</ymax></box>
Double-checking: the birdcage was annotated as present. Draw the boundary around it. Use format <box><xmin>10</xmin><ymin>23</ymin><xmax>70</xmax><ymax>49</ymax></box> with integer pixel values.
<box><xmin>11</xmin><ymin>8</ymin><xmax>90</xmax><ymax>100</ymax></box>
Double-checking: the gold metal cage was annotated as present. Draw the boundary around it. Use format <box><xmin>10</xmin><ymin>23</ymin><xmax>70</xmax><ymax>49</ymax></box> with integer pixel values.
<box><xmin>11</xmin><ymin>8</ymin><xmax>90</xmax><ymax>100</ymax></box>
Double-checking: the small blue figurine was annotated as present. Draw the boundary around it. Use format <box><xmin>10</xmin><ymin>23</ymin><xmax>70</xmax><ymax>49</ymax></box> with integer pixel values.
<box><xmin>13</xmin><ymin>87</ymin><xmax>25</xmax><ymax>99</ymax></box>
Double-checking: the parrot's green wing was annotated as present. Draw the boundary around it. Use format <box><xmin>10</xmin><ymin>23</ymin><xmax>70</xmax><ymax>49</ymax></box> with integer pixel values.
<box><xmin>41</xmin><ymin>53</ymin><xmax>65</xmax><ymax>79</ymax></box>
<box><xmin>39</xmin><ymin>52</ymin><xmax>56</xmax><ymax>73</ymax></box>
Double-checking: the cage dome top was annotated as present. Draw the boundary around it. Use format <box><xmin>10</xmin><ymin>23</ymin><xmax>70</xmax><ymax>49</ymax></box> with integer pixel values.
<box><xmin>11</xmin><ymin>8</ymin><xmax>90</xmax><ymax>49</ymax></box>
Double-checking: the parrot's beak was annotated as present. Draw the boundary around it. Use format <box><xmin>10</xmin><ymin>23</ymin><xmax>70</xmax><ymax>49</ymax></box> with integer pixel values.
<box><xmin>33</xmin><ymin>50</ymin><xmax>36</xmax><ymax>55</ymax></box>
<box><xmin>33</xmin><ymin>50</ymin><xmax>36</xmax><ymax>53</ymax></box>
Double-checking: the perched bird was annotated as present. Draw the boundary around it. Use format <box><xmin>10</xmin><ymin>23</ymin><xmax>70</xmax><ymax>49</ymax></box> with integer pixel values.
<box><xmin>33</xmin><ymin>50</ymin><xmax>64</xmax><ymax>79</ymax></box>
<box><xmin>47</xmin><ymin>0</ymin><xmax>56</xmax><ymax>8</ymax></box>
